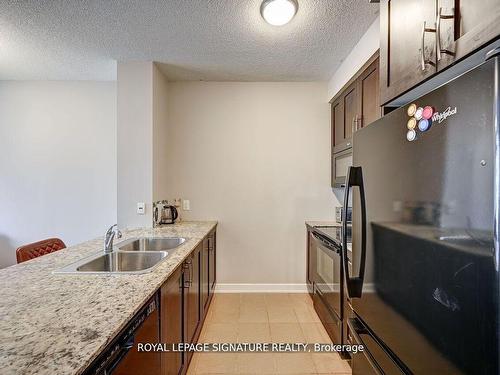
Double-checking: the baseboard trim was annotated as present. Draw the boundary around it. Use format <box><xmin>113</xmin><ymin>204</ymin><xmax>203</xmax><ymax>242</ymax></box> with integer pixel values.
<box><xmin>215</xmin><ymin>283</ymin><xmax>308</xmax><ymax>293</ymax></box>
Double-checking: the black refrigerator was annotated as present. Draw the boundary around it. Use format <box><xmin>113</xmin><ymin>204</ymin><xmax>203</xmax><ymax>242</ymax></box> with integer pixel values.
<box><xmin>342</xmin><ymin>49</ymin><xmax>500</xmax><ymax>374</ymax></box>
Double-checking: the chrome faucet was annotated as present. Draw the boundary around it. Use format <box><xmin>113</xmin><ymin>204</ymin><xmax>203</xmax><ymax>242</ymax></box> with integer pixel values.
<box><xmin>104</xmin><ymin>224</ymin><xmax>122</xmax><ymax>253</ymax></box>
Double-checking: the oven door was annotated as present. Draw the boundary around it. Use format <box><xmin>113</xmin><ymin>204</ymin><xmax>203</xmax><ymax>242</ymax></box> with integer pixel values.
<box><xmin>312</xmin><ymin>232</ymin><xmax>342</xmax><ymax>321</ymax></box>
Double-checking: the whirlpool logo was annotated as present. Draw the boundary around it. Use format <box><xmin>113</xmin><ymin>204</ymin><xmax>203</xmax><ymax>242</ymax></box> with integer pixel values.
<box><xmin>405</xmin><ymin>103</ymin><xmax>458</xmax><ymax>142</ymax></box>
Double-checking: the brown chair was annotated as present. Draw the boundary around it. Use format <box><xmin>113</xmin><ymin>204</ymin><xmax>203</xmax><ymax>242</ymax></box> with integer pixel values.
<box><xmin>16</xmin><ymin>238</ymin><xmax>66</xmax><ymax>263</ymax></box>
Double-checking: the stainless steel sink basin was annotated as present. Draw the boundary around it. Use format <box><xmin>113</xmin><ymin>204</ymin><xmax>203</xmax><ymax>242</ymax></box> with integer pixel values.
<box><xmin>77</xmin><ymin>251</ymin><xmax>167</xmax><ymax>272</ymax></box>
<box><xmin>54</xmin><ymin>237</ymin><xmax>187</xmax><ymax>275</ymax></box>
<box><xmin>55</xmin><ymin>251</ymin><xmax>168</xmax><ymax>274</ymax></box>
<box><xmin>117</xmin><ymin>237</ymin><xmax>186</xmax><ymax>251</ymax></box>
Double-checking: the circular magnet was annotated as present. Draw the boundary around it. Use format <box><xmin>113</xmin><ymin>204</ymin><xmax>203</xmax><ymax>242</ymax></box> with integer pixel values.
<box><xmin>422</xmin><ymin>106</ymin><xmax>434</xmax><ymax>120</ymax></box>
<box><xmin>407</xmin><ymin>129</ymin><xmax>417</xmax><ymax>142</ymax></box>
<box><xmin>407</xmin><ymin>117</ymin><xmax>417</xmax><ymax>130</ymax></box>
<box><xmin>414</xmin><ymin>107</ymin><xmax>424</xmax><ymax>120</ymax></box>
<box><xmin>407</xmin><ymin>103</ymin><xmax>417</xmax><ymax>117</ymax></box>
<box><xmin>418</xmin><ymin>118</ymin><xmax>432</xmax><ymax>132</ymax></box>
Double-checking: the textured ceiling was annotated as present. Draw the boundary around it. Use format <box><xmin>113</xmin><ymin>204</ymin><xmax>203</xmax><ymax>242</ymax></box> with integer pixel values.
<box><xmin>0</xmin><ymin>0</ymin><xmax>379</xmax><ymax>81</ymax></box>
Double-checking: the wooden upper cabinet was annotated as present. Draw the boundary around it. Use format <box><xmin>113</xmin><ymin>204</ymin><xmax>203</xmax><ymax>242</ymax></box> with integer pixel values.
<box><xmin>332</xmin><ymin>100</ymin><xmax>344</xmax><ymax>147</ymax></box>
<box><xmin>380</xmin><ymin>0</ymin><xmax>500</xmax><ymax>104</ymax></box>
<box><xmin>343</xmin><ymin>83</ymin><xmax>358</xmax><ymax>140</ymax></box>
<box><xmin>437</xmin><ymin>0</ymin><xmax>500</xmax><ymax>70</ymax></box>
<box><xmin>359</xmin><ymin>59</ymin><xmax>380</xmax><ymax>129</ymax></box>
<box><xmin>380</xmin><ymin>0</ymin><xmax>437</xmax><ymax>105</ymax></box>
<box><xmin>331</xmin><ymin>54</ymin><xmax>380</xmax><ymax>150</ymax></box>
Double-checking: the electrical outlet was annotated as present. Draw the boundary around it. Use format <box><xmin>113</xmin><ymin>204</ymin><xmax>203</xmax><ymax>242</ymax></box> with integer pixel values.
<box><xmin>137</xmin><ymin>202</ymin><xmax>146</xmax><ymax>215</ymax></box>
<box><xmin>182</xmin><ymin>199</ymin><xmax>190</xmax><ymax>211</ymax></box>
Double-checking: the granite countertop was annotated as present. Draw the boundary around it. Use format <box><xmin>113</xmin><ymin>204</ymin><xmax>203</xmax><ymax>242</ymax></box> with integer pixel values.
<box><xmin>0</xmin><ymin>221</ymin><xmax>217</xmax><ymax>375</ymax></box>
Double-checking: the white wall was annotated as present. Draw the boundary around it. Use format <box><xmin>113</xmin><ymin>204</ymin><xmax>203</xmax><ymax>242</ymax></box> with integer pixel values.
<box><xmin>117</xmin><ymin>62</ymin><xmax>154</xmax><ymax>228</ymax></box>
<box><xmin>166</xmin><ymin>82</ymin><xmax>338</xmax><ymax>288</ymax></box>
<box><xmin>327</xmin><ymin>17</ymin><xmax>380</xmax><ymax>101</ymax></box>
<box><xmin>153</xmin><ymin>64</ymin><xmax>170</xmax><ymax>202</ymax></box>
<box><xmin>117</xmin><ymin>62</ymin><xmax>170</xmax><ymax>228</ymax></box>
<box><xmin>0</xmin><ymin>81</ymin><xmax>116</xmax><ymax>268</ymax></box>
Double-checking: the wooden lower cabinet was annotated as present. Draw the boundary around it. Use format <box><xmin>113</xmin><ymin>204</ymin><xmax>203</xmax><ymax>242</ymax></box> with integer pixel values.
<box><xmin>184</xmin><ymin>244</ymin><xmax>201</xmax><ymax>365</ymax></box>
<box><xmin>160</xmin><ymin>266</ymin><xmax>184</xmax><ymax>375</ymax></box>
<box><xmin>201</xmin><ymin>237</ymin><xmax>209</xmax><ymax>317</ymax></box>
<box><xmin>160</xmin><ymin>229</ymin><xmax>217</xmax><ymax>375</ymax></box>
<box><xmin>201</xmin><ymin>229</ymin><xmax>216</xmax><ymax>319</ymax></box>
<box><xmin>208</xmin><ymin>231</ymin><xmax>216</xmax><ymax>294</ymax></box>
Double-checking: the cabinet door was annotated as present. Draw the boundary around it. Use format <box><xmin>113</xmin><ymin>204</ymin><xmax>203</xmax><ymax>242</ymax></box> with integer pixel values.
<box><xmin>380</xmin><ymin>0</ymin><xmax>437</xmax><ymax>104</ymax></box>
<box><xmin>332</xmin><ymin>98</ymin><xmax>344</xmax><ymax>146</ymax></box>
<box><xmin>437</xmin><ymin>0</ymin><xmax>500</xmax><ymax>70</ymax></box>
<box><xmin>343</xmin><ymin>82</ymin><xmax>358</xmax><ymax>140</ymax></box>
<box><xmin>208</xmin><ymin>232</ymin><xmax>216</xmax><ymax>293</ymax></box>
<box><xmin>183</xmin><ymin>246</ymin><xmax>201</xmax><ymax>369</ymax></box>
<box><xmin>185</xmin><ymin>246</ymin><xmax>201</xmax><ymax>345</ymax></box>
<box><xmin>358</xmin><ymin>58</ymin><xmax>380</xmax><ymax>128</ymax></box>
<box><xmin>201</xmin><ymin>237</ymin><xmax>209</xmax><ymax>316</ymax></box>
<box><xmin>160</xmin><ymin>266</ymin><xmax>184</xmax><ymax>375</ymax></box>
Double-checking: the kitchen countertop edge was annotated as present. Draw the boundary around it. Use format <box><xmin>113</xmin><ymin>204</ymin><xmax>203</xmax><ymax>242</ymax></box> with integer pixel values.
<box><xmin>0</xmin><ymin>221</ymin><xmax>217</xmax><ymax>375</ymax></box>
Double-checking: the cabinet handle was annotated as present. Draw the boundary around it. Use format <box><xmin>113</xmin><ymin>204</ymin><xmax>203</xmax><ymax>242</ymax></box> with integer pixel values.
<box><xmin>436</xmin><ymin>8</ymin><xmax>442</xmax><ymax>61</ymax></box>
<box><xmin>183</xmin><ymin>260</ymin><xmax>192</xmax><ymax>288</ymax></box>
<box><xmin>436</xmin><ymin>7</ymin><xmax>455</xmax><ymax>61</ymax></box>
<box><xmin>189</xmin><ymin>260</ymin><xmax>194</xmax><ymax>285</ymax></box>
<box><xmin>421</xmin><ymin>21</ymin><xmax>436</xmax><ymax>71</ymax></box>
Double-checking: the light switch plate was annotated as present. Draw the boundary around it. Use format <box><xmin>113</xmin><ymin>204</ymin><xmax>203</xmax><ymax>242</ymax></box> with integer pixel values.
<box><xmin>137</xmin><ymin>202</ymin><xmax>146</xmax><ymax>215</ymax></box>
<box><xmin>182</xmin><ymin>199</ymin><xmax>190</xmax><ymax>211</ymax></box>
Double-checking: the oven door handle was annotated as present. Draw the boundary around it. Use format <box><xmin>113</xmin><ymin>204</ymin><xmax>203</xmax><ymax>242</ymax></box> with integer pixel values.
<box><xmin>312</xmin><ymin>232</ymin><xmax>340</xmax><ymax>254</ymax></box>
<box><xmin>342</xmin><ymin>166</ymin><xmax>366</xmax><ymax>298</ymax></box>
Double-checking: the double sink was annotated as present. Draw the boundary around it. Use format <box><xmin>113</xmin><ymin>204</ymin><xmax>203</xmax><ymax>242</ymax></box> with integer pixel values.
<box><xmin>55</xmin><ymin>237</ymin><xmax>186</xmax><ymax>274</ymax></box>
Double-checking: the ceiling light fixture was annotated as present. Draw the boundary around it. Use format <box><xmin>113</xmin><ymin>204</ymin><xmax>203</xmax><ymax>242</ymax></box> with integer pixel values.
<box><xmin>260</xmin><ymin>0</ymin><xmax>298</xmax><ymax>26</ymax></box>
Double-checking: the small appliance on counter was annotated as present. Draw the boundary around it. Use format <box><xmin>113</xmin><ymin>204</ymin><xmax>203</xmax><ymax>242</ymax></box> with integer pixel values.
<box><xmin>154</xmin><ymin>203</ymin><xmax>179</xmax><ymax>225</ymax></box>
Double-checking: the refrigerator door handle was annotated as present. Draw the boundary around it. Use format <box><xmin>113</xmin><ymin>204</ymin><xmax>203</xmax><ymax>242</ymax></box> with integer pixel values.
<box><xmin>342</xmin><ymin>166</ymin><xmax>366</xmax><ymax>298</ymax></box>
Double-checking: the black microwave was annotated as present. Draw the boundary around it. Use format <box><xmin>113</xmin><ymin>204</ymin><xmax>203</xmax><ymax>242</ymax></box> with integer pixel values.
<box><xmin>332</xmin><ymin>143</ymin><xmax>352</xmax><ymax>188</ymax></box>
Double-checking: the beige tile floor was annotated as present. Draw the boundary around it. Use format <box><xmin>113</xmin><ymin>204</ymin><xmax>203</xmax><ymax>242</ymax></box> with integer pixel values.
<box><xmin>187</xmin><ymin>293</ymin><xmax>352</xmax><ymax>375</ymax></box>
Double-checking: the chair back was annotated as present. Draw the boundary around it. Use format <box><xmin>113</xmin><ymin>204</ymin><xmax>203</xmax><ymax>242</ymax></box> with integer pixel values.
<box><xmin>16</xmin><ymin>238</ymin><xmax>66</xmax><ymax>263</ymax></box>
